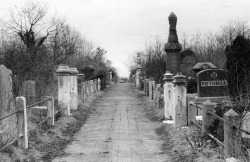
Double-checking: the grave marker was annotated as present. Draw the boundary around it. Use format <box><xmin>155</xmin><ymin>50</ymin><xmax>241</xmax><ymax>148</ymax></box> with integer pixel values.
<box><xmin>197</xmin><ymin>69</ymin><xmax>228</xmax><ymax>97</ymax></box>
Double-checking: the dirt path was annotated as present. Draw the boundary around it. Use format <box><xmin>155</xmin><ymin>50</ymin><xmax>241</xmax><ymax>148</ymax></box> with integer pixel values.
<box><xmin>53</xmin><ymin>83</ymin><xmax>169</xmax><ymax>162</ymax></box>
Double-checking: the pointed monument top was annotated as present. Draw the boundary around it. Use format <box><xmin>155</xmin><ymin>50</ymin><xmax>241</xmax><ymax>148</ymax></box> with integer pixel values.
<box><xmin>169</xmin><ymin>12</ymin><xmax>177</xmax><ymax>19</ymax></box>
<box><xmin>169</xmin><ymin>12</ymin><xmax>177</xmax><ymax>30</ymax></box>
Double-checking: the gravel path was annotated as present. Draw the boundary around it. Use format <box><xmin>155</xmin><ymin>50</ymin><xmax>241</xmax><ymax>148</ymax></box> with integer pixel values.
<box><xmin>53</xmin><ymin>83</ymin><xmax>169</xmax><ymax>162</ymax></box>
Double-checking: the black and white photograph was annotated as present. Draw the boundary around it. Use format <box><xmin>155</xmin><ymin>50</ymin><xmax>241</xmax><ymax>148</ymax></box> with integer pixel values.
<box><xmin>0</xmin><ymin>0</ymin><xmax>250</xmax><ymax>161</ymax></box>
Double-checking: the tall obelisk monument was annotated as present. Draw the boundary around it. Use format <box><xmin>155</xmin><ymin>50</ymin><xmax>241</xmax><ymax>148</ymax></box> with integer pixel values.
<box><xmin>164</xmin><ymin>12</ymin><xmax>182</xmax><ymax>75</ymax></box>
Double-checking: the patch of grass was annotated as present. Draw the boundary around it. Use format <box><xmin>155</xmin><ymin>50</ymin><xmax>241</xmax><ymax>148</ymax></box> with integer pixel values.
<box><xmin>136</xmin><ymin>87</ymin><xmax>224</xmax><ymax>162</ymax></box>
<box><xmin>0</xmin><ymin>91</ymin><xmax>104</xmax><ymax>162</ymax></box>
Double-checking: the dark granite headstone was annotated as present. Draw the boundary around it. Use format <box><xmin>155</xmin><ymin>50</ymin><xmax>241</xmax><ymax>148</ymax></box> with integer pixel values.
<box><xmin>197</xmin><ymin>69</ymin><xmax>228</xmax><ymax>97</ymax></box>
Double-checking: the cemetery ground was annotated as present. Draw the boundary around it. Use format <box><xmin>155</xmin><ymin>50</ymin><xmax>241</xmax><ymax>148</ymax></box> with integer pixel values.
<box><xmin>0</xmin><ymin>88</ymin><xmax>104</xmax><ymax>162</ymax></box>
<box><xmin>1</xmin><ymin>82</ymin><xmax>224</xmax><ymax>162</ymax></box>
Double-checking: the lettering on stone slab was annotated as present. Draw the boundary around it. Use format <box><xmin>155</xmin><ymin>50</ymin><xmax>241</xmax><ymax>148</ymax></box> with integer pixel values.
<box><xmin>201</xmin><ymin>80</ymin><xmax>228</xmax><ymax>87</ymax></box>
<box><xmin>197</xmin><ymin>69</ymin><xmax>228</xmax><ymax>97</ymax></box>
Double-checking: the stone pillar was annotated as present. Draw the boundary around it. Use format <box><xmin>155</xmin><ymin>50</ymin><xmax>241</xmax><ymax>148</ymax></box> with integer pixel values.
<box><xmin>86</xmin><ymin>81</ymin><xmax>90</xmax><ymax>96</ymax></box>
<box><xmin>164</xmin><ymin>12</ymin><xmax>182</xmax><ymax>75</ymax></box>
<box><xmin>187</xmin><ymin>94</ymin><xmax>196</xmax><ymax>125</ymax></box>
<box><xmin>143</xmin><ymin>80</ymin><xmax>146</xmax><ymax>95</ymax></box>
<box><xmin>173</xmin><ymin>72</ymin><xmax>187</xmax><ymax>128</ymax></box>
<box><xmin>163</xmin><ymin>71</ymin><xmax>174</xmax><ymax>122</ymax></box>
<box><xmin>80</xmin><ymin>82</ymin><xmax>85</xmax><ymax>102</ymax></box>
<box><xmin>224</xmin><ymin>109</ymin><xmax>241</xmax><ymax>160</ymax></box>
<box><xmin>90</xmin><ymin>80</ymin><xmax>94</xmax><ymax>93</ymax></box>
<box><xmin>154</xmin><ymin>84</ymin><xmax>161</xmax><ymax>108</ymax></box>
<box><xmin>94</xmin><ymin>79</ymin><xmax>98</xmax><ymax>92</ymax></box>
<box><xmin>148</xmin><ymin>80</ymin><xmax>153</xmax><ymax>100</ymax></box>
<box><xmin>78</xmin><ymin>74</ymin><xmax>84</xmax><ymax>101</ymax></box>
<box><xmin>136</xmin><ymin>65</ymin><xmax>142</xmax><ymax>89</ymax></box>
<box><xmin>145</xmin><ymin>79</ymin><xmax>149</xmax><ymax>96</ymax></box>
<box><xmin>202</xmin><ymin>100</ymin><xmax>216</xmax><ymax>134</ymax></box>
<box><xmin>56</xmin><ymin>65</ymin><xmax>71</xmax><ymax>116</ymax></box>
<box><xmin>109</xmin><ymin>72</ymin><xmax>112</xmax><ymax>81</ymax></box>
<box><xmin>152</xmin><ymin>81</ymin><xmax>155</xmax><ymax>96</ymax></box>
<box><xmin>69</xmin><ymin>67</ymin><xmax>79</xmax><ymax>110</ymax></box>
<box><xmin>98</xmin><ymin>78</ymin><xmax>101</xmax><ymax>91</ymax></box>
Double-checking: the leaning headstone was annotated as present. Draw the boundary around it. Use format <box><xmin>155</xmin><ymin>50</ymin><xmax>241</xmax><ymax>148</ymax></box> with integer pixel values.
<box><xmin>0</xmin><ymin>65</ymin><xmax>17</xmax><ymax>147</ymax></box>
<box><xmin>197</xmin><ymin>69</ymin><xmax>228</xmax><ymax>97</ymax></box>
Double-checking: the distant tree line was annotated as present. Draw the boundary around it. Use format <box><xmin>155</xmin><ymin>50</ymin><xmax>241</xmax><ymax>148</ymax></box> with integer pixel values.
<box><xmin>129</xmin><ymin>20</ymin><xmax>250</xmax><ymax>85</ymax></box>
<box><xmin>0</xmin><ymin>1</ymin><xmax>118</xmax><ymax>97</ymax></box>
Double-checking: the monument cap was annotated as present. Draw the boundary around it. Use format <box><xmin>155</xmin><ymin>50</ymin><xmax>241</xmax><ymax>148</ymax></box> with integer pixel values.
<box><xmin>163</xmin><ymin>71</ymin><xmax>174</xmax><ymax>82</ymax></box>
<box><xmin>173</xmin><ymin>72</ymin><xmax>186</xmax><ymax>85</ymax></box>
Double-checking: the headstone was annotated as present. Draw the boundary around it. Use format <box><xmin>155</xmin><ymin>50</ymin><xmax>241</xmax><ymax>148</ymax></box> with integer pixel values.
<box><xmin>90</xmin><ymin>80</ymin><xmax>94</xmax><ymax>93</ymax></box>
<box><xmin>152</xmin><ymin>81</ymin><xmax>155</xmax><ymax>98</ymax></box>
<box><xmin>21</xmin><ymin>80</ymin><xmax>36</xmax><ymax>105</ymax></box>
<box><xmin>148</xmin><ymin>80</ymin><xmax>153</xmax><ymax>100</ymax></box>
<box><xmin>94</xmin><ymin>79</ymin><xmax>97</xmax><ymax>92</ymax></box>
<box><xmin>83</xmin><ymin>82</ymin><xmax>87</xmax><ymax>101</ymax></box>
<box><xmin>197</xmin><ymin>69</ymin><xmax>228</xmax><ymax>97</ymax></box>
<box><xmin>154</xmin><ymin>84</ymin><xmax>161</xmax><ymax>108</ymax></box>
<box><xmin>145</xmin><ymin>79</ymin><xmax>149</xmax><ymax>96</ymax></box>
<box><xmin>0</xmin><ymin>65</ymin><xmax>17</xmax><ymax>147</ymax></box>
<box><xmin>136</xmin><ymin>67</ymin><xmax>142</xmax><ymax>89</ymax></box>
<box><xmin>86</xmin><ymin>81</ymin><xmax>90</xmax><ymax>96</ymax></box>
<box><xmin>98</xmin><ymin>78</ymin><xmax>101</xmax><ymax>91</ymax></box>
<box><xmin>192</xmin><ymin>62</ymin><xmax>217</xmax><ymax>75</ymax></box>
<box><xmin>109</xmin><ymin>72</ymin><xmax>112</xmax><ymax>81</ymax></box>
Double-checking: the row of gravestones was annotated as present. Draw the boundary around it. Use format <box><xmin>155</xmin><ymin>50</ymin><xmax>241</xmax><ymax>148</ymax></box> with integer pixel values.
<box><xmin>0</xmin><ymin>64</ymin><xmax>102</xmax><ymax>147</ymax></box>
<box><xmin>140</xmin><ymin>62</ymin><xmax>249</xmax><ymax>140</ymax></box>
<box><xmin>192</xmin><ymin>66</ymin><xmax>250</xmax><ymax>143</ymax></box>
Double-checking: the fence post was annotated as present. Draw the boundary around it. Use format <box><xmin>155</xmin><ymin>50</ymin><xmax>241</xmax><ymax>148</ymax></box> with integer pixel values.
<box><xmin>173</xmin><ymin>72</ymin><xmax>187</xmax><ymax>128</ymax></box>
<box><xmin>202</xmin><ymin>100</ymin><xmax>216</xmax><ymax>134</ymax></box>
<box><xmin>47</xmin><ymin>97</ymin><xmax>55</xmax><ymax>126</ymax></box>
<box><xmin>224</xmin><ymin>109</ymin><xmax>241</xmax><ymax>159</ymax></box>
<box><xmin>187</xmin><ymin>94</ymin><xmax>196</xmax><ymax>125</ymax></box>
<box><xmin>16</xmin><ymin>97</ymin><xmax>28</xmax><ymax>149</ymax></box>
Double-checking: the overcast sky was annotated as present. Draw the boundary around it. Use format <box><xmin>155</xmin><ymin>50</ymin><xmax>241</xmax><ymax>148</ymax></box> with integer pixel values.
<box><xmin>1</xmin><ymin>0</ymin><xmax>250</xmax><ymax>77</ymax></box>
